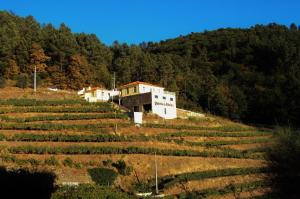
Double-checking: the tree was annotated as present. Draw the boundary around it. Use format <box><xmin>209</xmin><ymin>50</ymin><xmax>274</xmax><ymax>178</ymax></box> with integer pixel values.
<box><xmin>0</xmin><ymin>77</ymin><xmax>6</xmax><ymax>88</ymax></box>
<box><xmin>66</xmin><ymin>54</ymin><xmax>93</xmax><ymax>89</ymax></box>
<box><xmin>4</xmin><ymin>58</ymin><xmax>20</xmax><ymax>79</ymax></box>
<box><xmin>267</xmin><ymin>128</ymin><xmax>300</xmax><ymax>199</ymax></box>
<box><xmin>30</xmin><ymin>43</ymin><xmax>50</xmax><ymax>72</ymax></box>
<box><xmin>16</xmin><ymin>73</ymin><xmax>29</xmax><ymax>89</ymax></box>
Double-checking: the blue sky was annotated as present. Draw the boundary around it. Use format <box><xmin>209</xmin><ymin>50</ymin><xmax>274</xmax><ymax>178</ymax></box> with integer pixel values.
<box><xmin>1</xmin><ymin>0</ymin><xmax>300</xmax><ymax>45</ymax></box>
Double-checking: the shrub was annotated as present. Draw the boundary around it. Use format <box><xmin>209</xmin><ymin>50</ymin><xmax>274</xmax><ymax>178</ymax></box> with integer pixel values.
<box><xmin>103</xmin><ymin>159</ymin><xmax>113</xmax><ymax>166</ymax></box>
<box><xmin>63</xmin><ymin>158</ymin><xmax>74</xmax><ymax>167</ymax></box>
<box><xmin>0</xmin><ymin>134</ymin><xmax>5</xmax><ymax>141</ymax></box>
<box><xmin>51</xmin><ymin>184</ymin><xmax>131</xmax><ymax>199</ymax></box>
<box><xmin>16</xmin><ymin>73</ymin><xmax>29</xmax><ymax>89</ymax></box>
<box><xmin>0</xmin><ymin>77</ymin><xmax>6</xmax><ymax>88</ymax></box>
<box><xmin>44</xmin><ymin>156</ymin><xmax>59</xmax><ymax>166</ymax></box>
<box><xmin>267</xmin><ymin>127</ymin><xmax>300</xmax><ymax>199</ymax></box>
<box><xmin>112</xmin><ymin>160</ymin><xmax>133</xmax><ymax>176</ymax></box>
<box><xmin>88</xmin><ymin>168</ymin><xmax>118</xmax><ymax>186</ymax></box>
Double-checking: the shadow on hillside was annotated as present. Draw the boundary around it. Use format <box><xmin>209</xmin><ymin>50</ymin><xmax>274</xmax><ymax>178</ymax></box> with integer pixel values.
<box><xmin>0</xmin><ymin>167</ymin><xmax>56</xmax><ymax>199</ymax></box>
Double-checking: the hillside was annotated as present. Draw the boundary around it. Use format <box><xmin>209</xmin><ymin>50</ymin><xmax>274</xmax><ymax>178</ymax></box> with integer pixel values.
<box><xmin>1</xmin><ymin>11</ymin><xmax>300</xmax><ymax>126</ymax></box>
<box><xmin>0</xmin><ymin>88</ymin><xmax>273</xmax><ymax>198</ymax></box>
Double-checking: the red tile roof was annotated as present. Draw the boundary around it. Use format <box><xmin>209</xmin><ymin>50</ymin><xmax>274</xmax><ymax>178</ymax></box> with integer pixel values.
<box><xmin>118</xmin><ymin>81</ymin><xmax>163</xmax><ymax>89</ymax></box>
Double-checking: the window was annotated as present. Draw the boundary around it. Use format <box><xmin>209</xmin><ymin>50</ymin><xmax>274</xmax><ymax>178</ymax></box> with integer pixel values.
<box><xmin>163</xmin><ymin>96</ymin><xmax>166</xmax><ymax>100</ymax></box>
<box><xmin>134</xmin><ymin>86</ymin><xmax>137</xmax><ymax>93</ymax></box>
<box><xmin>155</xmin><ymin>95</ymin><xmax>158</xmax><ymax>99</ymax></box>
<box><xmin>126</xmin><ymin>88</ymin><xmax>129</xmax><ymax>94</ymax></box>
<box><xmin>170</xmin><ymin>97</ymin><xmax>173</xmax><ymax>101</ymax></box>
<box><xmin>164</xmin><ymin>108</ymin><xmax>167</xmax><ymax>115</ymax></box>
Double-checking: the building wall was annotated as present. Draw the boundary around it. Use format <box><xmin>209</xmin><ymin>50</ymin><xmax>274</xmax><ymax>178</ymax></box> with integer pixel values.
<box><xmin>121</xmin><ymin>85</ymin><xmax>139</xmax><ymax>97</ymax></box>
<box><xmin>151</xmin><ymin>91</ymin><xmax>176</xmax><ymax>119</ymax></box>
<box><xmin>120</xmin><ymin>83</ymin><xmax>164</xmax><ymax>97</ymax></box>
<box><xmin>96</xmin><ymin>90</ymin><xmax>119</xmax><ymax>101</ymax></box>
<box><xmin>121</xmin><ymin>92</ymin><xmax>152</xmax><ymax>112</ymax></box>
<box><xmin>138</xmin><ymin>84</ymin><xmax>164</xmax><ymax>94</ymax></box>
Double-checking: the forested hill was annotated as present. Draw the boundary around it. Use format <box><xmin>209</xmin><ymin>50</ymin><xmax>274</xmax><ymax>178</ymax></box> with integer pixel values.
<box><xmin>1</xmin><ymin>11</ymin><xmax>300</xmax><ymax>126</ymax></box>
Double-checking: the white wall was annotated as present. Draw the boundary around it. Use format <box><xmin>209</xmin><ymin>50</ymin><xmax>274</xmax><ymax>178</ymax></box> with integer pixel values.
<box><xmin>96</xmin><ymin>90</ymin><xmax>119</xmax><ymax>101</ymax></box>
<box><xmin>84</xmin><ymin>92</ymin><xmax>97</xmax><ymax>102</ymax></box>
<box><xmin>151</xmin><ymin>91</ymin><xmax>176</xmax><ymax>119</ymax></box>
<box><xmin>138</xmin><ymin>84</ymin><xmax>164</xmax><ymax>94</ymax></box>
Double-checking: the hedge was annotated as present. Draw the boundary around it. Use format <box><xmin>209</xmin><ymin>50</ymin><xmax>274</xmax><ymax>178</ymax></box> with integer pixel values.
<box><xmin>1</xmin><ymin>113</ymin><xmax>127</xmax><ymax>122</ymax></box>
<box><xmin>0</xmin><ymin>99</ymin><xmax>112</xmax><ymax>107</ymax></box>
<box><xmin>11</xmin><ymin>133</ymin><xmax>130</xmax><ymax>142</ymax></box>
<box><xmin>0</xmin><ymin>122</ymin><xmax>129</xmax><ymax>132</ymax></box>
<box><xmin>143</xmin><ymin>123</ymin><xmax>257</xmax><ymax>132</ymax></box>
<box><xmin>157</xmin><ymin>167</ymin><xmax>267</xmax><ymax>189</ymax></box>
<box><xmin>0</xmin><ymin>106</ymin><xmax>117</xmax><ymax>114</ymax></box>
<box><xmin>8</xmin><ymin>145</ymin><xmax>263</xmax><ymax>159</ymax></box>
<box><xmin>51</xmin><ymin>184</ymin><xmax>132</xmax><ymax>199</ymax></box>
<box><xmin>154</xmin><ymin>131</ymin><xmax>272</xmax><ymax>138</ymax></box>
<box><xmin>177</xmin><ymin>180</ymin><xmax>269</xmax><ymax>198</ymax></box>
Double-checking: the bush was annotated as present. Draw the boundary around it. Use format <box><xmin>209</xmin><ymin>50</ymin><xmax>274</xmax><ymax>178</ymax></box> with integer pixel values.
<box><xmin>51</xmin><ymin>184</ymin><xmax>131</xmax><ymax>199</ymax></box>
<box><xmin>88</xmin><ymin>168</ymin><xmax>118</xmax><ymax>186</ymax></box>
<box><xmin>63</xmin><ymin>158</ymin><xmax>73</xmax><ymax>167</ymax></box>
<box><xmin>16</xmin><ymin>73</ymin><xmax>29</xmax><ymax>89</ymax></box>
<box><xmin>267</xmin><ymin>128</ymin><xmax>300</xmax><ymax>199</ymax></box>
<box><xmin>0</xmin><ymin>77</ymin><xmax>6</xmax><ymax>88</ymax></box>
<box><xmin>44</xmin><ymin>156</ymin><xmax>59</xmax><ymax>166</ymax></box>
<box><xmin>112</xmin><ymin>160</ymin><xmax>133</xmax><ymax>175</ymax></box>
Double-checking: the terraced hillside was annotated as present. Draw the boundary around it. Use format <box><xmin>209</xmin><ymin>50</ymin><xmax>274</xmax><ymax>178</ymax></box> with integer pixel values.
<box><xmin>0</xmin><ymin>94</ymin><xmax>273</xmax><ymax>198</ymax></box>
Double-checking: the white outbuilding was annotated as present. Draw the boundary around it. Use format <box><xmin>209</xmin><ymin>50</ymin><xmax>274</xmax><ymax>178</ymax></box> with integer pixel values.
<box><xmin>78</xmin><ymin>86</ymin><xmax>119</xmax><ymax>102</ymax></box>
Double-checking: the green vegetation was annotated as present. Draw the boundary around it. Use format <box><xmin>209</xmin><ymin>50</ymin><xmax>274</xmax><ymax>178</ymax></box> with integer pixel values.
<box><xmin>0</xmin><ymin>113</ymin><xmax>127</xmax><ymax>122</ymax></box>
<box><xmin>1</xmin><ymin>10</ymin><xmax>300</xmax><ymax>126</ymax></box>
<box><xmin>112</xmin><ymin>160</ymin><xmax>133</xmax><ymax>176</ymax></box>
<box><xmin>0</xmin><ymin>106</ymin><xmax>117</xmax><ymax>114</ymax></box>
<box><xmin>135</xmin><ymin>167</ymin><xmax>267</xmax><ymax>192</ymax></box>
<box><xmin>170</xmin><ymin>137</ymin><xmax>272</xmax><ymax>147</ymax></box>
<box><xmin>144</xmin><ymin>123</ymin><xmax>255</xmax><ymax>131</ymax></box>
<box><xmin>8</xmin><ymin>145</ymin><xmax>263</xmax><ymax>159</ymax></box>
<box><xmin>0</xmin><ymin>122</ymin><xmax>129</xmax><ymax>132</ymax></box>
<box><xmin>155</xmin><ymin>130</ymin><xmax>271</xmax><ymax>138</ymax></box>
<box><xmin>178</xmin><ymin>180</ymin><xmax>269</xmax><ymax>198</ymax></box>
<box><xmin>0</xmin><ymin>99</ymin><xmax>112</xmax><ymax>106</ymax></box>
<box><xmin>11</xmin><ymin>133</ymin><xmax>128</xmax><ymax>142</ymax></box>
<box><xmin>0</xmin><ymin>154</ymin><xmax>41</xmax><ymax>166</ymax></box>
<box><xmin>0</xmin><ymin>77</ymin><xmax>5</xmax><ymax>88</ymax></box>
<box><xmin>158</xmin><ymin>167</ymin><xmax>267</xmax><ymax>189</ymax></box>
<box><xmin>266</xmin><ymin>128</ymin><xmax>300</xmax><ymax>199</ymax></box>
<box><xmin>51</xmin><ymin>184</ymin><xmax>132</xmax><ymax>199</ymax></box>
<box><xmin>88</xmin><ymin>168</ymin><xmax>118</xmax><ymax>186</ymax></box>
<box><xmin>44</xmin><ymin>156</ymin><xmax>59</xmax><ymax>166</ymax></box>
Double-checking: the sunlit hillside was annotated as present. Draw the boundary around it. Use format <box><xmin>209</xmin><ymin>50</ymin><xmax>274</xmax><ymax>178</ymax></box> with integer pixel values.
<box><xmin>0</xmin><ymin>87</ymin><xmax>273</xmax><ymax>198</ymax></box>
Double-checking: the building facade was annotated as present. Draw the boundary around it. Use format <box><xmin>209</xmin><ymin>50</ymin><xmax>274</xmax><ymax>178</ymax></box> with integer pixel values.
<box><xmin>119</xmin><ymin>81</ymin><xmax>176</xmax><ymax>119</ymax></box>
<box><xmin>78</xmin><ymin>87</ymin><xmax>119</xmax><ymax>102</ymax></box>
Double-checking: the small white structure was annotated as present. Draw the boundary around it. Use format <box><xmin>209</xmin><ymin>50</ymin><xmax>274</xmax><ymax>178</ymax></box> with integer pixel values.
<box><xmin>133</xmin><ymin>112</ymin><xmax>143</xmax><ymax>124</ymax></box>
<box><xmin>119</xmin><ymin>81</ymin><xmax>177</xmax><ymax>119</ymax></box>
<box><xmin>78</xmin><ymin>87</ymin><xmax>119</xmax><ymax>102</ymax></box>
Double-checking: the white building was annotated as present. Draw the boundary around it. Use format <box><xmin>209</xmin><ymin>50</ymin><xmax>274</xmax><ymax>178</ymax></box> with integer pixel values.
<box><xmin>119</xmin><ymin>81</ymin><xmax>177</xmax><ymax>119</ymax></box>
<box><xmin>78</xmin><ymin>87</ymin><xmax>119</xmax><ymax>102</ymax></box>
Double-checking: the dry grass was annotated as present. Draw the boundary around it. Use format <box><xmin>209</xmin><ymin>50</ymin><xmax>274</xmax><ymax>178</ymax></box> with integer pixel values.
<box><xmin>164</xmin><ymin>174</ymin><xmax>266</xmax><ymax>195</ymax></box>
<box><xmin>0</xmin><ymin>87</ymin><xmax>77</xmax><ymax>100</ymax></box>
<box><xmin>0</xmin><ymin>140</ymin><xmax>220</xmax><ymax>152</ymax></box>
<box><xmin>211</xmin><ymin>187</ymin><xmax>272</xmax><ymax>199</ymax></box>
<box><xmin>223</xmin><ymin>143</ymin><xmax>273</xmax><ymax>150</ymax></box>
<box><xmin>12</xmin><ymin>153</ymin><xmax>264</xmax><ymax>190</ymax></box>
<box><xmin>170</xmin><ymin>135</ymin><xmax>272</xmax><ymax>142</ymax></box>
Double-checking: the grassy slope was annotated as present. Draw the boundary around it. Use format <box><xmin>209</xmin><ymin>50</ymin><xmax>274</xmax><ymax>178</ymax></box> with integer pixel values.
<box><xmin>0</xmin><ymin>87</ymin><xmax>273</xmax><ymax>198</ymax></box>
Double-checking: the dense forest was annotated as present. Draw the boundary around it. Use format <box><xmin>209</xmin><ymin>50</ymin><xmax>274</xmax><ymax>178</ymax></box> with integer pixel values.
<box><xmin>1</xmin><ymin>11</ymin><xmax>300</xmax><ymax>126</ymax></box>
